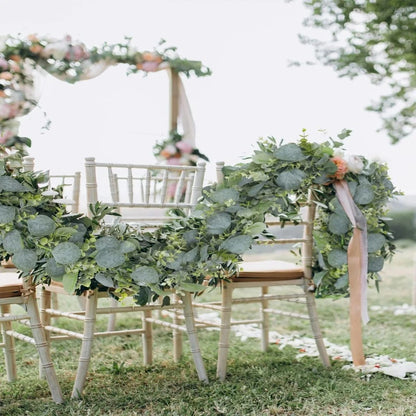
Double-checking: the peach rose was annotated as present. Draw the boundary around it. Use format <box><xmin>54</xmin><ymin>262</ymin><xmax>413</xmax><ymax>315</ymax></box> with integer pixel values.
<box><xmin>0</xmin><ymin>72</ymin><xmax>13</xmax><ymax>81</ymax></box>
<box><xmin>29</xmin><ymin>44</ymin><xmax>44</xmax><ymax>54</ymax></box>
<box><xmin>331</xmin><ymin>156</ymin><xmax>349</xmax><ymax>180</ymax></box>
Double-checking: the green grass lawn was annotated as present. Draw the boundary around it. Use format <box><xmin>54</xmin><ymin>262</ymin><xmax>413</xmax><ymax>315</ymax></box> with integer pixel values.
<box><xmin>1</xmin><ymin>241</ymin><xmax>416</xmax><ymax>415</ymax></box>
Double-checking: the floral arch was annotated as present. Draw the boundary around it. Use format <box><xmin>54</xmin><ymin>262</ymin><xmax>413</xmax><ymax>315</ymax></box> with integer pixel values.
<box><xmin>0</xmin><ymin>34</ymin><xmax>211</xmax><ymax>165</ymax></box>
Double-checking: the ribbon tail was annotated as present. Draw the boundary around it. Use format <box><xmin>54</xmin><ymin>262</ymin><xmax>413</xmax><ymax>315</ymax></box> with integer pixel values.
<box><xmin>177</xmin><ymin>75</ymin><xmax>196</xmax><ymax>146</ymax></box>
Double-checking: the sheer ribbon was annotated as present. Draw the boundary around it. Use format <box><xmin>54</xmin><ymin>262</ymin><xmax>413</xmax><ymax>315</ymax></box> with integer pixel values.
<box><xmin>177</xmin><ymin>75</ymin><xmax>195</xmax><ymax>146</ymax></box>
<box><xmin>334</xmin><ymin>180</ymin><xmax>368</xmax><ymax>366</ymax></box>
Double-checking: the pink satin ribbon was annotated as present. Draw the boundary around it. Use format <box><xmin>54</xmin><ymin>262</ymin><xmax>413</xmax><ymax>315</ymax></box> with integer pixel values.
<box><xmin>334</xmin><ymin>180</ymin><xmax>368</xmax><ymax>366</ymax></box>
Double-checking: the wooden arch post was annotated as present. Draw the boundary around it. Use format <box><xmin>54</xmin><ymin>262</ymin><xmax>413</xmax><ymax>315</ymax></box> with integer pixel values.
<box><xmin>168</xmin><ymin>68</ymin><xmax>180</xmax><ymax>133</ymax></box>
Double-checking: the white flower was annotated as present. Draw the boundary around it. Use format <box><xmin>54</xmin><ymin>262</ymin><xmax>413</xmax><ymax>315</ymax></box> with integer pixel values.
<box><xmin>41</xmin><ymin>41</ymin><xmax>70</xmax><ymax>60</ymax></box>
<box><xmin>347</xmin><ymin>155</ymin><xmax>364</xmax><ymax>174</ymax></box>
<box><xmin>164</xmin><ymin>144</ymin><xmax>177</xmax><ymax>155</ymax></box>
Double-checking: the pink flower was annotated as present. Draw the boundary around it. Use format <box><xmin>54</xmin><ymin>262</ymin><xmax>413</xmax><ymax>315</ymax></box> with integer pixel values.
<box><xmin>331</xmin><ymin>156</ymin><xmax>349</xmax><ymax>180</ymax></box>
<box><xmin>0</xmin><ymin>58</ymin><xmax>8</xmax><ymax>70</ymax></box>
<box><xmin>140</xmin><ymin>61</ymin><xmax>160</xmax><ymax>72</ymax></box>
<box><xmin>167</xmin><ymin>157</ymin><xmax>182</xmax><ymax>165</ymax></box>
<box><xmin>65</xmin><ymin>44</ymin><xmax>89</xmax><ymax>61</ymax></box>
<box><xmin>175</xmin><ymin>140</ymin><xmax>193</xmax><ymax>154</ymax></box>
<box><xmin>0</xmin><ymin>102</ymin><xmax>20</xmax><ymax>120</ymax></box>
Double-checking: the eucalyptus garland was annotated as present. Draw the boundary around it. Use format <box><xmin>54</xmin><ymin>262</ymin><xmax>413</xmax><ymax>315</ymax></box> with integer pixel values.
<box><xmin>0</xmin><ymin>130</ymin><xmax>397</xmax><ymax>303</ymax></box>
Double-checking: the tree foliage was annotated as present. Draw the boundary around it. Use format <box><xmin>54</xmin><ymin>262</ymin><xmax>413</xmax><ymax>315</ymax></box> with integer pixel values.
<box><xmin>301</xmin><ymin>0</ymin><xmax>416</xmax><ymax>143</ymax></box>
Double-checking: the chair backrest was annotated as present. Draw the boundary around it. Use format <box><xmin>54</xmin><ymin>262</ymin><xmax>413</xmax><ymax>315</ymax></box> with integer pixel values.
<box><xmin>215</xmin><ymin>161</ymin><xmax>316</xmax><ymax>277</ymax></box>
<box><xmin>85</xmin><ymin>157</ymin><xmax>206</xmax><ymax>225</ymax></box>
<box><xmin>22</xmin><ymin>157</ymin><xmax>81</xmax><ymax>213</ymax></box>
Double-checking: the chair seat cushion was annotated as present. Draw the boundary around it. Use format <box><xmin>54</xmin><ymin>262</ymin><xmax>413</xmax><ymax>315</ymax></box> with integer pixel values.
<box><xmin>234</xmin><ymin>260</ymin><xmax>304</xmax><ymax>281</ymax></box>
<box><xmin>0</xmin><ymin>272</ymin><xmax>23</xmax><ymax>298</ymax></box>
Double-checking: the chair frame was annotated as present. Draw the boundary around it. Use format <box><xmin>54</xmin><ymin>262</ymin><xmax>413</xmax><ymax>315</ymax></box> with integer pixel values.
<box><xmin>0</xmin><ymin>273</ymin><xmax>63</xmax><ymax>403</ymax></box>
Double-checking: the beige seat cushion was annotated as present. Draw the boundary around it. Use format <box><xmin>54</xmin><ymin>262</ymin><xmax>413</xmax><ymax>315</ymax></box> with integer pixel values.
<box><xmin>234</xmin><ymin>260</ymin><xmax>304</xmax><ymax>282</ymax></box>
<box><xmin>0</xmin><ymin>272</ymin><xmax>23</xmax><ymax>298</ymax></box>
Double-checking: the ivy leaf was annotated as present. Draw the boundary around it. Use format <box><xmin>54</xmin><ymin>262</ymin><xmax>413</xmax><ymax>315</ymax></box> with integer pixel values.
<box><xmin>206</xmin><ymin>212</ymin><xmax>232</xmax><ymax>235</ymax></box>
<box><xmin>3</xmin><ymin>230</ymin><xmax>24</xmax><ymax>253</ymax></box>
<box><xmin>45</xmin><ymin>258</ymin><xmax>66</xmax><ymax>280</ymax></box>
<box><xmin>328</xmin><ymin>213</ymin><xmax>351</xmax><ymax>235</ymax></box>
<box><xmin>275</xmin><ymin>169</ymin><xmax>306</xmax><ymax>190</ymax></box>
<box><xmin>368</xmin><ymin>256</ymin><xmax>384</xmax><ymax>272</ymax></box>
<box><xmin>94</xmin><ymin>272</ymin><xmax>115</xmax><ymax>288</ymax></box>
<box><xmin>327</xmin><ymin>249</ymin><xmax>348</xmax><ymax>267</ymax></box>
<box><xmin>0</xmin><ymin>176</ymin><xmax>28</xmax><ymax>192</ymax></box>
<box><xmin>354</xmin><ymin>183</ymin><xmax>374</xmax><ymax>205</ymax></box>
<box><xmin>13</xmin><ymin>249</ymin><xmax>37</xmax><ymax>273</ymax></box>
<box><xmin>131</xmin><ymin>266</ymin><xmax>159</xmax><ymax>285</ymax></box>
<box><xmin>367</xmin><ymin>233</ymin><xmax>386</xmax><ymax>253</ymax></box>
<box><xmin>274</xmin><ymin>143</ymin><xmax>308</xmax><ymax>161</ymax></box>
<box><xmin>334</xmin><ymin>273</ymin><xmax>349</xmax><ymax>289</ymax></box>
<box><xmin>211</xmin><ymin>188</ymin><xmax>240</xmax><ymax>204</ymax></box>
<box><xmin>95</xmin><ymin>249</ymin><xmax>125</xmax><ymax>268</ymax></box>
<box><xmin>220</xmin><ymin>235</ymin><xmax>253</xmax><ymax>254</ymax></box>
<box><xmin>0</xmin><ymin>205</ymin><xmax>16</xmax><ymax>224</ymax></box>
<box><xmin>27</xmin><ymin>215</ymin><xmax>56</xmax><ymax>237</ymax></box>
<box><xmin>52</xmin><ymin>242</ymin><xmax>82</xmax><ymax>265</ymax></box>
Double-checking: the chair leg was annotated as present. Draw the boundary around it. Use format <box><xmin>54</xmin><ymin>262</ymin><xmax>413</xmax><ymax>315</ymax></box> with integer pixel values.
<box><xmin>217</xmin><ymin>283</ymin><xmax>233</xmax><ymax>381</ymax></box>
<box><xmin>1</xmin><ymin>304</ymin><xmax>17</xmax><ymax>382</ymax></box>
<box><xmin>71</xmin><ymin>290</ymin><xmax>98</xmax><ymax>399</ymax></box>
<box><xmin>106</xmin><ymin>297</ymin><xmax>117</xmax><ymax>332</ymax></box>
<box><xmin>39</xmin><ymin>286</ymin><xmax>52</xmax><ymax>379</ymax></box>
<box><xmin>24</xmin><ymin>282</ymin><xmax>64</xmax><ymax>404</ymax></box>
<box><xmin>142</xmin><ymin>309</ymin><xmax>153</xmax><ymax>365</ymax></box>
<box><xmin>172</xmin><ymin>293</ymin><xmax>183</xmax><ymax>362</ymax></box>
<box><xmin>260</xmin><ymin>286</ymin><xmax>269</xmax><ymax>352</ymax></box>
<box><xmin>304</xmin><ymin>290</ymin><xmax>330</xmax><ymax>367</ymax></box>
<box><xmin>181</xmin><ymin>292</ymin><xmax>208</xmax><ymax>382</ymax></box>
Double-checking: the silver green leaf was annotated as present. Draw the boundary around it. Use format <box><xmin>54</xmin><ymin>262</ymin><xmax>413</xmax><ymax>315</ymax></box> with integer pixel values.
<box><xmin>27</xmin><ymin>215</ymin><xmax>56</xmax><ymax>237</ymax></box>
<box><xmin>274</xmin><ymin>143</ymin><xmax>308</xmax><ymax>162</ymax></box>
<box><xmin>94</xmin><ymin>272</ymin><xmax>115</xmax><ymax>288</ymax></box>
<box><xmin>220</xmin><ymin>235</ymin><xmax>253</xmax><ymax>254</ymax></box>
<box><xmin>367</xmin><ymin>233</ymin><xmax>386</xmax><ymax>253</ymax></box>
<box><xmin>368</xmin><ymin>256</ymin><xmax>384</xmax><ymax>272</ymax></box>
<box><xmin>131</xmin><ymin>266</ymin><xmax>159</xmax><ymax>285</ymax></box>
<box><xmin>52</xmin><ymin>242</ymin><xmax>82</xmax><ymax>265</ymax></box>
<box><xmin>327</xmin><ymin>249</ymin><xmax>348</xmax><ymax>268</ymax></box>
<box><xmin>0</xmin><ymin>205</ymin><xmax>16</xmax><ymax>224</ymax></box>
<box><xmin>275</xmin><ymin>169</ymin><xmax>306</xmax><ymax>190</ymax></box>
<box><xmin>334</xmin><ymin>273</ymin><xmax>349</xmax><ymax>289</ymax></box>
<box><xmin>95</xmin><ymin>249</ymin><xmax>125</xmax><ymax>268</ymax></box>
<box><xmin>95</xmin><ymin>236</ymin><xmax>121</xmax><ymax>251</ymax></box>
<box><xmin>0</xmin><ymin>176</ymin><xmax>28</xmax><ymax>192</ymax></box>
<box><xmin>354</xmin><ymin>183</ymin><xmax>374</xmax><ymax>205</ymax></box>
<box><xmin>13</xmin><ymin>249</ymin><xmax>37</xmax><ymax>272</ymax></box>
<box><xmin>206</xmin><ymin>212</ymin><xmax>232</xmax><ymax>235</ymax></box>
<box><xmin>211</xmin><ymin>188</ymin><xmax>240</xmax><ymax>204</ymax></box>
<box><xmin>328</xmin><ymin>213</ymin><xmax>351</xmax><ymax>235</ymax></box>
<box><xmin>3</xmin><ymin>230</ymin><xmax>24</xmax><ymax>253</ymax></box>
<box><xmin>120</xmin><ymin>240</ymin><xmax>137</xmax><ymax>254</ymax></box>
<box><xmin>45</xmin><ymin>258</ymin><xmax>66</xmax><ymax>280</ymax></box>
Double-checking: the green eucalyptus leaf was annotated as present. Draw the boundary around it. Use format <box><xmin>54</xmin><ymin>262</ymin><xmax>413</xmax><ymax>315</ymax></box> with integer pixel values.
<box><xmin>245</xmin><ymin>222</ymin><xmax>267</xmax><ymax>236</ymax></box>
<box><xmin>252</xmin><ymin>151</ymin><xmax>274</xmax><ymax>164</ymax></box>
<box><xmin>220</xmin><ymin>235</ymin><xmax>253</xmax><ymax>254</ymax></box>
<box><xmin>274</xmin><ymin>143</ymin><xmax>308</xmax><ymax>161</ymax></box>
<box><xmin>368</xmin><ymin>256</ymin><xmax>384</xmax><ymax>272</ymax></box>
<box><xmin>95</xmin><ymin>236</ymin><xmax>121</xmax><ymax>251</ymax></box>
<box><xmin>367</xmin><ymin>233</ymin><xmax>386</xmax><ymax>253</ymax></box>
<box><xmin>327</xmin><ymin>249</ymin><xmax>348</xmax><ymax>268</ymax></box>
<box><xmin>247</xmin><ymin>183</ymin><xmax>265</xmax><ymax>197</ymax></box>
<box><xmin>183</xmin><ymin>229</ymin><xmax>199</xmax><ymax>245</ymax></box>
<box><xmin>183</xmin><ymin>246</ymin><xmax>199</xmax><ymax>263</ymax></box>
<box><xmin>3</xmin><ymin>230</ymin><xmax>24</xmax><ymax>253</ymax></box>
<box><xmin>354</xmin><ymin>183</ymin><xmax>374</xmax><ymax>205</ymax></box>
<box><xmin>131</xmin><ymin>266</ymin><xmax>159</xmax><ymax>285</ymax></box>
<box><xmin>63</xmin><ymin>272</ymin><xmax>77</xmax><ymax>294</ymax></box>
<box><xmin>13</xmin><ymin>249</ymin><xmax>37</xmax><ymax>273</ymax></box>
<box><xmin>211</xmin><ymin>188</ymin><xmax>240</xmax><ymax>204</ymax></box>
<box><xmin>95</xmin><ymin>249</ymin><xmax>125</xmax><ymax>268</ymax></box>
<box><xmin>275</xmin><ymin>169</ymin><xmax>306</xmax><ymax>190</ymax></box>
<box><xmin>313</xmin><ymin>270</ymin><xmax>327</xmax><ymax>286</ymax></box>
<box><xmin>54</xmin><ymin>227</ymin><xmax>78</xmax><ymax>238</ymax></box>
<box><xmin>328</xmin><ymin>213</ymin><xmax>351</xmax><ymax>235</ymax></box>
<box><xmin>200</xmin><ymin>245</ymin><xmax>209</xmax><ymax>261</ymax></box>
<box><xmin>120</xmin><ymin>240</ymin><xmax>137</xmax><ymax>254</ymax></box>
<box><xmin>206</xmin><ymin>212</ymin><xmax>232</xmax><ymax>235</ymax></box>
<box><xmin>0</xmin><ymin>176</ymin><xmax>28</xmax><ymax>192</ymax></box>
<box><xmin>0</xmin><ymin>205</ymin><xmax>16</xmax><ymax>224</ymax></box>
<box><xmin>134</xmin><ymin>286</ymin><xmax>152</xmax><ymax>306</ymax></box>
<box><xmin>94</xmin><ymin>272</ymin><xmax>115</xmax><ymax>288</ymax></box>
<box><xmin>334</xmin><ymin>273</ymin><xmax>349</xmax><ymax>289</ymax></box>
<box><xmin>52</xmin><ymin>242</ymin><xmax>82</xmax><ymax>265</ymax></box>
<box><xmin>178</xmin><ymin>282</ymin><xmax>207</xmax><ymax>293</ymax></box>
<box><xmin>27</xmin><ymin>215</ymin><xmax>56</xmax><ymax>237</ymax></box>
<box><xmin>45</xmin><ymin>258</ymin><xmax>66</xmax><ymax>280</ymax></box>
